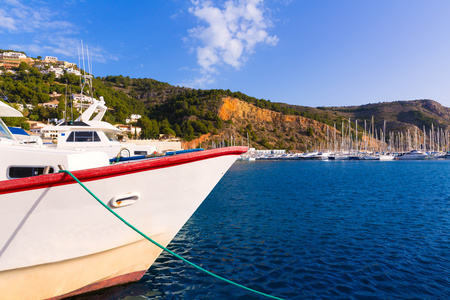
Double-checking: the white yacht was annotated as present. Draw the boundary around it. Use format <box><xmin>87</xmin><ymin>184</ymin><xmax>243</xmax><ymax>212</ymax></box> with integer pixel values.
<box><xmin>396</xmin><ymin>150</ymin><xmax>429</xmax><ymax>160</ymax></box>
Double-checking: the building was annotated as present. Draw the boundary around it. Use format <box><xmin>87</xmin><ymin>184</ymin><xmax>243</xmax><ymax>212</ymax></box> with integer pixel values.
<box><xmin>116</xmin><ymin>124</ymin><xmax>142</xmax><ymax>137</ymax></box>
<box><xmin>29</xmin><ymin>121</ymin><xmax>45</xmax><ymax>135</ymax></box>
<box><xmin>43</xmin><ymin>56</ymin><xmax>58</xmax><ymax>63</ymax></box>
<box><xmin>72</xmin><ymin>94</ymin><xmax>95</xmax><ymax>110</ymax></box>
<box><xmin>59</xmin><ymin>61</ymin><xmax>77</xmax><ymax>68</ymax></box>
<box><xmin>0</xmin><ymin>52</ymin><xmax>27</xmax><ymax>69</ymax></box>
<box><xmin>126</xmin><ymin>114</ymin><xmax>142</xmax><ymax>124</ymax></box>
<box><xmin>40</xmin><ymin>66</ymin><xmax>64</xmax><ymax>78</ymax></box>
<box><xmin>65</xmin><ymin>67</ymin><xmax>81</xmax><ymax>76</ymax></box>
<box><xmin>13</xmin><ymin>103</ymin><xmax>34</xmax><ymax>112</ymax></box>
<box><xmin>38</xmin><ymin>99</ymin><xmax>60</xmax><ymax>109</ymax></box>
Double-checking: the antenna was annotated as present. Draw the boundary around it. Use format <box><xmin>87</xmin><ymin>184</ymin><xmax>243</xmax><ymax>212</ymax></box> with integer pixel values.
<box><xmin>64</xmin><ymin>80</ymin><xmax>67</xmax><ymax>123</ymax></box>
<box><xmin>70</xmin><ymin>86</ymin><xmax>73</xmax><ymax>123</ymax></box>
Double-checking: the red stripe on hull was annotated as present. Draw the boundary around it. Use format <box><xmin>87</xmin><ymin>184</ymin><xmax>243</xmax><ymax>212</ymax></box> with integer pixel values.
<box><xmin>0</xmin><ymin>146</ymin><xmax>247</xmax><ymax>195</ymax></box>
<box><xmin>47</xmin><ymin>270</ymin><xmax>147</xmax><ymax>300</ymax></box>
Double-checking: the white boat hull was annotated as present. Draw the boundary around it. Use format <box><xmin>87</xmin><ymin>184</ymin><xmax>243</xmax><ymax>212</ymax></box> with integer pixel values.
<box><xmin>379</xmin><ymin>155</ymin><xmax>395</xmax><ymax>161</ymax></box>
<box><xmin>396</xmin><ymin>154</ymin><xmax>428</xmax><ymax>160</ymax></box>
<box><xmin>0</xmin><ymin>147</ymin><xmax>246</xmax><ymax>299</ymax></box>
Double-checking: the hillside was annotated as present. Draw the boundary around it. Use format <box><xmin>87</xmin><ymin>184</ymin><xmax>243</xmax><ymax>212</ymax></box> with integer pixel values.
<box><xmin>1</xmin><ymin>57</ymin><xmax>450</xmax><ymax>151</ymax></box>
<box><xmin>280</xmin><ymin>100</ymin><xmax>450</xmax><ymax>133</ymax></box>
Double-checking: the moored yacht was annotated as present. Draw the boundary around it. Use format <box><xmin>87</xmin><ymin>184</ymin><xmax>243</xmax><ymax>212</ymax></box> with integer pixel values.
<box><xmin>379</xmin><ymin>153</ymin><xmax>395</xmax><ymax>161</ymax></box>
<box><xmin>396</xmin><ymin>149</ymin><xmax>429</xmax><ymax>160</ymax></box>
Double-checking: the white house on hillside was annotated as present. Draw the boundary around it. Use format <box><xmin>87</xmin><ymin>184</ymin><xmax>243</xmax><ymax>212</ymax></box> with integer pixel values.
<box><xmin>72</xmin><ymin>93</ymin><xmax>95</xmax><ymax>110</ymax></box>
<box><xmin>126</xmin><ymin>114</ymin><xmax>142</xmax><ymax>124</ymax></box>
<box><xmin>43</xmin><ymin>56</ymin><xmax>58</xmax><ymax>63</ymax></box>
<box><xmin>65</xmin><ymin>68</ymin><xmax>81</xmax><ymax>76</ymax></box>
<box><xmin>41</xmin><ymin>66</ymin><xmax>64</xmax><ymax>78</ymax></box>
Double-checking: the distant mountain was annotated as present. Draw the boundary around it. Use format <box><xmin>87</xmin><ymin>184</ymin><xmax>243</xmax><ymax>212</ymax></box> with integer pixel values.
<box><xmin>279</xmin><ymin>100</ymin><xmax>450</xmax><ymax>132</ymax></box>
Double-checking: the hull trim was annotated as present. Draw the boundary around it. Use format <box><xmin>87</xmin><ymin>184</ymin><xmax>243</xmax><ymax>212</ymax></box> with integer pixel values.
<box><xmin>0</xmin><ymin>146</ymin><xmax>247</xmax><ymax>195</ymax></box>
<box><xmin>47</xmin><ymin>270</ymin><xmax>146</xmax><ymax>300</ymax></box>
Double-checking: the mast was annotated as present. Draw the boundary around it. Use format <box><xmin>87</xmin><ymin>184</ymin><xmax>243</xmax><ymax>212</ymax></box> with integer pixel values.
<box><xmin>364</xmin><ymin>120</ymin><xmax>367</xmax><ymax>152</ymax></box>
<box><xmin>348</xmin><ymin>118</ymin><xmax>351</xmax><ymax>154</ymax></box>
<box><xmin>423</xmin><ymin>125</ymin><xmax>426</xmax><ymax>151</ymax></box>
<box><xmin>432</xmin><ymin>124</ymin><xmax>434</xmax><ymax>152</ymax></box>
<box><xmin>333</xmin><ymin>123</ymin><xmax>336</xmax><ymax>153</ymax></box>
<box><xmin>64</xmin><ymin>80</ymin><xmax>67</xmax><ymax>123</ymax></box>
<box><xmin>371</xmin><ymin>116</ymin><xmax>374</xmax><ymax>153</ymax></box>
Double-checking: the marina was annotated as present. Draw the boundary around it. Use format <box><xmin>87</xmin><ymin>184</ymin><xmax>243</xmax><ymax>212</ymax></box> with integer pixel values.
<box><xmin>239</xmin><ymin>149</ymin><xmax>449</xmax><ymax>161</ymax></box>
<box><xmin>239</xmin><ymin>118</ymin><xmax>450</xmax><ymax>161</ymax></box>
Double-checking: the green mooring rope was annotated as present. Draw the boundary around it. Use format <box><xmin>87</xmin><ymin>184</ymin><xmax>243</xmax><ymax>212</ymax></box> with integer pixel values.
<box><xmin>59</xmin><ymin>170</ymin><xmax>284</xmax><ymax>300</ymax></box>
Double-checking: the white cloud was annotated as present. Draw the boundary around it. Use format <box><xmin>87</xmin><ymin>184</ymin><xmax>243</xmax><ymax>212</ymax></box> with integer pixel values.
<box><xmin>0</xmin><ymin>9</ymin><xmax>17</xmax><ymax>31</ymax></box>
<box><xmin>179</xmin><ymin>73</ymin><xmax>217</xmax><ymax>89</ymax></box>
<box><xmin>1</xmin><ymin>2</ymin><xmax>75</xmax><ymax>33</ymax></box>
<box><xmin>187</xmin><ymin>0</ymin><xmax>278</xmax><ymax>76</ymax></box>
<box><xmin>1</xmin><ymin>0</ymin><xmax>114</xmax><ymax>65</ymax></box>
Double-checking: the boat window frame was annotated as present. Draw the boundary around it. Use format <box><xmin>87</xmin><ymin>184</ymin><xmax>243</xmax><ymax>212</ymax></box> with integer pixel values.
<box><xmin>104</xmin><ymin>132</ymin><xmax>119</xmax><ymax>142</ymax></box>
<box><xmin>7</xmin><ymin>165</ymin><xmax>56</xmax><ymax>179</ymax></box>
<box><xmin>0</xmin><ymin>118</ymin><xmax>15</xmax><ymax>140</ymax></box>
<box><xmin>66</xmin><ymin>131</ymin><xmax>101</xmax><ymax>142</ymax></box>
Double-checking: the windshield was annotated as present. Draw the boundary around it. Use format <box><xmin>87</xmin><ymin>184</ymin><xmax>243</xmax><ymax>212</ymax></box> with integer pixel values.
<box><xmin>0</xmin><ymin>118</ymin><xmax>15</xmax><ymax>140</ymax></box>
<box><xmin>104</xmin><ymin>132</ymin><xmax>119</xmax><ymax>142</ymax></box>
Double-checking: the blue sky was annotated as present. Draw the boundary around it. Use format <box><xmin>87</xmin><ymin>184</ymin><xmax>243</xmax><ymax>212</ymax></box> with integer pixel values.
<box><xmin>1</xmin><ymin>0</ymin><xmax>450</xmax><ymax>108</ymax></box>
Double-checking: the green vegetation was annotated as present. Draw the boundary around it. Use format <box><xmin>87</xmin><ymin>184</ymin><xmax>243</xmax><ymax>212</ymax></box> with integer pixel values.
<box><xmin>2</xmin><ymin>53</ymin><xmax>449</xmax><ymax>150</ymax></box>
<box><xmin>397</xmin><ymin>110</ymin><xmax>437</xmax><ymax>128</ymax></box>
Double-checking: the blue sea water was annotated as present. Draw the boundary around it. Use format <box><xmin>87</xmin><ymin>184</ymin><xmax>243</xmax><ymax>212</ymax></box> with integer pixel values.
<box><xmin>72</xmin><ymin>160</ymin><xmax>450</xmax><ymax>299</ymax></box>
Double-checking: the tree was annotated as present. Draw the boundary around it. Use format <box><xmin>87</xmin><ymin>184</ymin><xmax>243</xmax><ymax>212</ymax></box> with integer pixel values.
<box><xmin>138</xmin><ymin>117</ymin><xmax>159</xmax><ymax>139</ymax></box>
<box><xmin>18</xmin><ymin>62</ymin><xmax>29</xmax><ymax>71</ymax></box>
<box><xmin>60</xmin><ymin>73</ymin><xmax>79</xmax><ymax>85</ymax></box>
<box><xmin>45</xmin><ymin>72</ymin><xmax>56</xmax><ymax>85</ymax></box>
<box><xmin>181</xmin><ymin>121</ymin><xmax>195</xmax><ymax>141</ymax></box>
<box><xmin>21</xmin><ymin>122</ymin><xmax>30</xmax><ymax>130</ymax></box>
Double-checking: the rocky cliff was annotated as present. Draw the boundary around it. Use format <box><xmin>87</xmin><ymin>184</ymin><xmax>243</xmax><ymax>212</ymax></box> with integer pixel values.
<box><xmin>188</xmin><ymin>97</ymin><xmax>338</xmax><ymax>151</ymax></box>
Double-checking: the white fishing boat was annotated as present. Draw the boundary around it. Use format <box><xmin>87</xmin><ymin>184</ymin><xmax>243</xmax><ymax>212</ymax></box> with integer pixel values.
<box><xmin>396</xmin><ymin>149</ymin><xmax>429</xmax><ymax>160</ymax></box>
<box><xmin>0</xmin><ymin>101</ymin><xmax>247</xmax><ymax>299</ymax></box>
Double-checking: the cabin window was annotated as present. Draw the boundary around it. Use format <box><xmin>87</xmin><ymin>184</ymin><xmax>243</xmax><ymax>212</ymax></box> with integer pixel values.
<box><xmin>134</xmin><ymin>151</ymin><xmax>148</xmax><ymax>155</ymax></box>
<box><xmin>8</xmin><ymin>166</ymin><xmax>55</xmax><ymax>179</ymax></box>
<box><xmin>66</xmin><ymin>131</ymin><xmax>101</xmax><ymax>142</ymax></box>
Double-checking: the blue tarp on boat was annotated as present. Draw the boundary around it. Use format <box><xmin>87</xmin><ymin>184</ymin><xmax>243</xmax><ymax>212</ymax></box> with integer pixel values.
<box><xmin>8</xmin><ymin>127</ymin><xmax>29</xmax><ymax>136</ymax></box>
